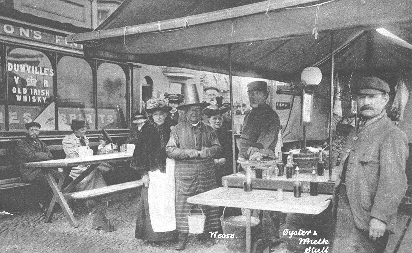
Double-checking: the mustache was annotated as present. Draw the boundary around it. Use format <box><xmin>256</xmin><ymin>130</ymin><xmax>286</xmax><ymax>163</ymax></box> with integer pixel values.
<box><xmin>360</xmin><ymin>105</ymin><xmax>374</xmax><ymax>111</ymax></box>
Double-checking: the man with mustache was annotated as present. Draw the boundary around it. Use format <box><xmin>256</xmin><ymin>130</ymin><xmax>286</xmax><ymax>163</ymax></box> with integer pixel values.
<box><xmin>331</xmin><ymin>77</ymin><xmax>408</xmax><ymax>253</ymax></box>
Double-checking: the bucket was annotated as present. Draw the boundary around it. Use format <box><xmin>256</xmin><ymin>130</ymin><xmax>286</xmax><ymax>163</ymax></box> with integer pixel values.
<box><xmin>221</xmin><ymin>208</ymin><xmax>260</xmax><ymax>252</ymax></box>
<box><xmin>188</xmin><ymin>205</ymin><xmax>206</xmax><ymax>234</ymax></box>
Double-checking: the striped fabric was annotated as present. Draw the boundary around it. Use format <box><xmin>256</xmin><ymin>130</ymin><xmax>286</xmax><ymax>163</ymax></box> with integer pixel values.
<box><xmin>175</xmin><ymin>159</ymin><xmax>220</xmax><ymax>233</ymax></box>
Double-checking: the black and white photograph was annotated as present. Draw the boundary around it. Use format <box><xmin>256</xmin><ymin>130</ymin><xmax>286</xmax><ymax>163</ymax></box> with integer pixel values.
<box><xmin>0</xmin><ymin>0</ymin><xmax>411</xmax><ymax>252</ymax></box>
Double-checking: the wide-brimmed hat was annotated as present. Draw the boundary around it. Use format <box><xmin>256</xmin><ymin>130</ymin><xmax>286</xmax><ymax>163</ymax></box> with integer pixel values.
<box><xmin>145</xmin><ymin>98</ymin><xmax>172</xmax><ymax>113</ymax></box>
<box><xmin>132</xmin><ymin>112</ymin><xmax>148</xmax><ymax>124</ymax></box>
<box><xmin>177</xmin><ymin>83</ymin><xmax>209</xmax><ymax>110</ymax></box>
<box><xmin>25</xmin><ymin>121</ymin><xmax>41</xmax><ymax>129</ymax></box>
<box><xmin>165</xmin><ymin>94</ymin><xmax>184</xmax><ymax>104</ymax></box>
<box><xmin>202</xmin><ymin>104</ymin><xmax>231</xmax><ymax>117</ymax></box>
<box><xmin>70</xmin><ymin>120</ymin><xmax>86</xmax><ymax>131</ymax></box>
<box><xmin>355</xmin><ymin>77</ymin><xmax>390</xmax><ymax>95</ymax></box>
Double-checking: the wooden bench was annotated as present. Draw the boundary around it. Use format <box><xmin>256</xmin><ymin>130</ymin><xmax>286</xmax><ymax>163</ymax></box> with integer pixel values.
<box><xmin>65</xmin><ymin>180</ymin><xmax>143</xmax><ymax>200</ymax></box>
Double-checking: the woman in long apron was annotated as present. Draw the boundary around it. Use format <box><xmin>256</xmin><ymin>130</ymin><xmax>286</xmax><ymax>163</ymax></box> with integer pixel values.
<box><xmin>133</xmin><ymin>99</ymin><xmax>177</xmax><ymax>242</ymax></box>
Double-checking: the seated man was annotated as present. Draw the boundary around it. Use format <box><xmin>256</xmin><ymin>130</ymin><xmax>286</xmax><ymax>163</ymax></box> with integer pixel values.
<box><xmin>62</xmin><ymin>119</ymin><xmax>113</xmax><ymax>231</ymax></box>
<box><xmin>15</xmin><ymin>122</ymin><xmax>57</xmax><ymax>209</ymax></box>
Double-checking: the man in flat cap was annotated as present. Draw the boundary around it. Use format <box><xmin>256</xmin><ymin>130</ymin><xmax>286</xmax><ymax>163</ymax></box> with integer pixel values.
<box><xmin>237</xmin><ymin>81</ymin><xmax>280</xmax><ymax>160</ymax></box>
<box><xmin>331</xmin><ymin>77</ymin><xmax>408</xmax><ymax>253</ymax></box>
<box><xmin>237</xmin><ymin>81</ymin><xmax>281</xmax><ymax>247</ymax></box>
<box><xmin>15</xmin><ymin>122</ymin><xmax>55</xmax><ymax>208</ymax></box>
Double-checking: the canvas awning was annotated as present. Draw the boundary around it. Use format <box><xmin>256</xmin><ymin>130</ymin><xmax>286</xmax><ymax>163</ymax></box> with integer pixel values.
<box><xmin>68</xmin><ymin>0</ymin><xmax>412</xmax><ymax>82</ymax></box>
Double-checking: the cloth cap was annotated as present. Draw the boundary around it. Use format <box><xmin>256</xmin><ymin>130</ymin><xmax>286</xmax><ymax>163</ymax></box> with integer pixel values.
<box><xmin>204</xmin><ymin>86</ymin><xmax>220</xmax><ymax>92</ymax></box>
<box><xmin>70</xmin><ymin>120</ymin><xmax>86</xmax><ymax>131</ymax></box>
<box><xmin>25</xmin><ymin>121</ymin><xmax>41</xmax><ymax>129</ymax></box>
<box><xmin>247</xmin><ymin>81</ymin><xmax>268</xmax><ymax>92</ymax></box>
<box><xmin>356</xmin><ymin>77</ymin><xmax>390</xmax><ymax>95</ymax></box>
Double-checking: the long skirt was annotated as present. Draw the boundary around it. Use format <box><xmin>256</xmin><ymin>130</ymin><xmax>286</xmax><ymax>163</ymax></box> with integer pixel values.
<box><xmin>175</xmin><ymin>159</ymin><xmax>220</xmax><ymax>233</ymax></box>
<box><xmin>135</xmin><ymin>187</ymin><xmax>177</xmax><ymax>242</ymax></box>
<box><xmin>331</xmin><ymin>184</ymin><xmax>388</xmax><ymax>253</ymax></box>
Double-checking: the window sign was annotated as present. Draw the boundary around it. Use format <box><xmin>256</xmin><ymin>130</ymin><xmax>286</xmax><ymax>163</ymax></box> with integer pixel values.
<box><xmin>7</xmin><ymin>48</ymin><xmax>53</xmax><ymax>105</ymax></box>
<box><xmin>8</xmin><ymin>105</ymin><xmax>46</xmax><ymax>130</ymax></box>
<box><xmin>58</xmin><ymin>107</ymin><xmax>96</xmax><ymax>131</ymax></box>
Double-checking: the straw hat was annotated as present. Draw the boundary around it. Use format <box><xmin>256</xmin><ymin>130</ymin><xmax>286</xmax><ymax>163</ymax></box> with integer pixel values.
<box><xmin>177</xmin><ymin>83</ymin><xmax>209</xmax><ymax>110</ymax></box>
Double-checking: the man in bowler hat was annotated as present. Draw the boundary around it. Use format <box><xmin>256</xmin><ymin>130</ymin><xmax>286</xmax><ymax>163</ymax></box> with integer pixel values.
<box><xmin>331</xmin><ymin>77</ymin><xmax>408</xmax><ymax>252</ymax></box>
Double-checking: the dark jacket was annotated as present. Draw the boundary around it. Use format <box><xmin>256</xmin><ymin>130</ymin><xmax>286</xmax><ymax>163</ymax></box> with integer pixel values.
<box><xmin>127</xmin><ymin>121</ymin><xmax>170</xmax><ymax>173</ymax></box>
<box><xmin>15</xmin><ymin>135</ymin><xmax>53</xmax><ymax>181</ymax></box>
<box><xmin>333</xmin><ymin>113</ymin><xmax>408</xmax><ymax>231</ymax></box>
<box><xmin>237</xmin><ymin>104</ymin><xmax>280</xmax><ymax>159</ymax></box>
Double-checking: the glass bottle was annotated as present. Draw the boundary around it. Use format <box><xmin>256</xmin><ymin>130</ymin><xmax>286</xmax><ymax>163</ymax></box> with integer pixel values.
<box><xmin>310</xmin><ymin>169</ymin><xmax>318</xmax><ymax>196</ymax></box>
<box><xmin>293</xmin><ymin>167</ymin><xmax>302</xmax><ymax>198</ymax></box>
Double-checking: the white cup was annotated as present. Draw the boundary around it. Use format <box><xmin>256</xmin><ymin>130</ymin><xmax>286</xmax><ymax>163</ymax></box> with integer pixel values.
<box><xmin>125</xmin><ymin>144</ymin><xmax>135</xmax><ymax>154</ymax></box>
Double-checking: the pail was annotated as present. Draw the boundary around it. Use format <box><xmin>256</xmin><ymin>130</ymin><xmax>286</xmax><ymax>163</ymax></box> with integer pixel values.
<box><xmin>188</xmin><ymin>205</ymin><xmax>206</xmax><ymax>234</ymax></box>
<box><xmin>221</xmin><ymin>208</ymin><xmax>260</xmax><ymax>252</ymax></box>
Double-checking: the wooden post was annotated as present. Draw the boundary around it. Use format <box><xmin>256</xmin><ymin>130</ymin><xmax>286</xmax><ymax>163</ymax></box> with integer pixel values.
<box><xmin>329</xmin><ymin>33</ymin><xmax>335</xmax><ymax>181</ymax></box>
<box><xmin>245</xmin><ymin>208</ymin><xmax>252</xmax><ymax>253</ymax></box>
<box><xmin>229</xmin><ymin>45</ymin><xmax>237</xmax><ymax>174</ymax></box>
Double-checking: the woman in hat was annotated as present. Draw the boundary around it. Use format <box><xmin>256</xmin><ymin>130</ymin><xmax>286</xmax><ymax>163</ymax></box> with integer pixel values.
<box><xmin>202</xmin><ymin>104</ymin><xmax>233</xmax><ymax>185</ymax></box>
<box><xmin>132</xmin><ymin>99</ymin><xmax>177</xmax><ymax>243</ymax></box>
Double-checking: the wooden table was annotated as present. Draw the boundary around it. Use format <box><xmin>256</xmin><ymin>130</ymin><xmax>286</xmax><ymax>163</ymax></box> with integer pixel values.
<box><xmin>25</xmin><ymin>152</ymin><xmax>137</xmax><ymax>227</ymax></box>
<box><xmin>187</xmin><ymin>187</ymin><xmax>331</xmax><ymax>253</ymax></box>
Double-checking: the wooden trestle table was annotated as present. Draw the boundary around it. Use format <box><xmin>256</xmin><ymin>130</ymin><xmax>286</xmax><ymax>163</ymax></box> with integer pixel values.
<box><xmin>25</xmin><ymin>152</ymin><xmax>139</xmax><ymax>227</ymax></box>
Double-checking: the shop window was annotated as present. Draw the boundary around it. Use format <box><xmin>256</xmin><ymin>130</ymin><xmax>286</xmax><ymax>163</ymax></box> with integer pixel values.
<box><xmin>57</xmin><ymin>56</ymin><xmax>95</xmax><ymax>130</ymax></box>
<box><xmin>97</xmin><ymin>62</ymin><xmax>126</xmax><ymax>129</ymax></box>
<box><xmin>0</xmin><ymin>47</ymin><xmax>4</xmax><ymax>102</ymax></box>
<box><xmin>0</xmin><ymin>105</ymin><xmax>4</xmax><ymax>131</ymax></box>
<box><xmin>7</xmin><ymin>48</ymin><xmax>55</xmax><ymax>131</ymax></box>
<box><xmin>142</xmin><ymin>76</ymin><xmax>153</xmax><ymax>102</ymax></box>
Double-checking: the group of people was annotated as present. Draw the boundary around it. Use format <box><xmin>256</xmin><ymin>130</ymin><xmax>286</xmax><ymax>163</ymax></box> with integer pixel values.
<box><xmin>13</xmin><ymin>76</ymin><xmax>409</xmax><ymax>253</ymax></box>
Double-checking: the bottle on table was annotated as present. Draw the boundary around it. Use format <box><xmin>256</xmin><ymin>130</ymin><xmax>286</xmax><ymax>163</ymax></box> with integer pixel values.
<box><xmin>310</xmin><ymin>169</ymin><xmax>318</xmax><ymax>196</ymax></box>
<box><xmin>293</xmin><ymin>167</ymin><xmax>302</xmax><ymax>198</ymax></box>
<box><xmin>286</xmin><ymin>155</ymin><xmax>294</xmax><ymax>179</ymax></box>
<box><xmin>317</xmin><ymin>149</ymin><xmax>325</xmax><ymax>176</ymax></box>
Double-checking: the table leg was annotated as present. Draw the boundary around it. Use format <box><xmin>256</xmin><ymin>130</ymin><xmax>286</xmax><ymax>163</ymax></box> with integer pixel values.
<box><xmin>45</xmin><ymin>169</ymin><xmax>70</xmax><ymax>222</ymax></box>
<box><xmin>245</xmin><ymin>208</ymin><xmax>251</xmax><ymax>253</ymax></box>
<box><xmin>44</xmin><ymin>172</ymin><xmax>78</xmax><ymax>227</ymax></box>
<box><xmin>62</xmin><ymin>164</ymin><xmax>98</xmax><ymax>193</ymax></box>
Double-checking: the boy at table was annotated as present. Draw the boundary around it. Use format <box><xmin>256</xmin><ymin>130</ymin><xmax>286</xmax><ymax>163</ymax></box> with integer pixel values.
<box><xmin>62</xmin><ymin>119</ymin><xmax>113</xmax><ymax>232</ymax></box>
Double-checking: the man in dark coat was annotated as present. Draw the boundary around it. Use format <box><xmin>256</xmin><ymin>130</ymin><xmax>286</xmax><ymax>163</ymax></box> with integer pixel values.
<box><xmin>15</xmin><ymin>122</ymin><xmax>55</xmax><ymax>207</ymax></box>
<box><xmin>332</xmin><ymin>77</ymin><xmax>408</xmax><ymax>253</ymax></box>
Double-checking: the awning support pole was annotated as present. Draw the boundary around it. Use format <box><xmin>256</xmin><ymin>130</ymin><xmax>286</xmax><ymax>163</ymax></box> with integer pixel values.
<box><xmin>229</xmin><ymin>45</ymin><xmax>237</xmax><ymax>174</ymax></box>
<box><xmin>329</xmin><ymin>33</ymin><xmax>335</xmax><ymax>181</ymax></box>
